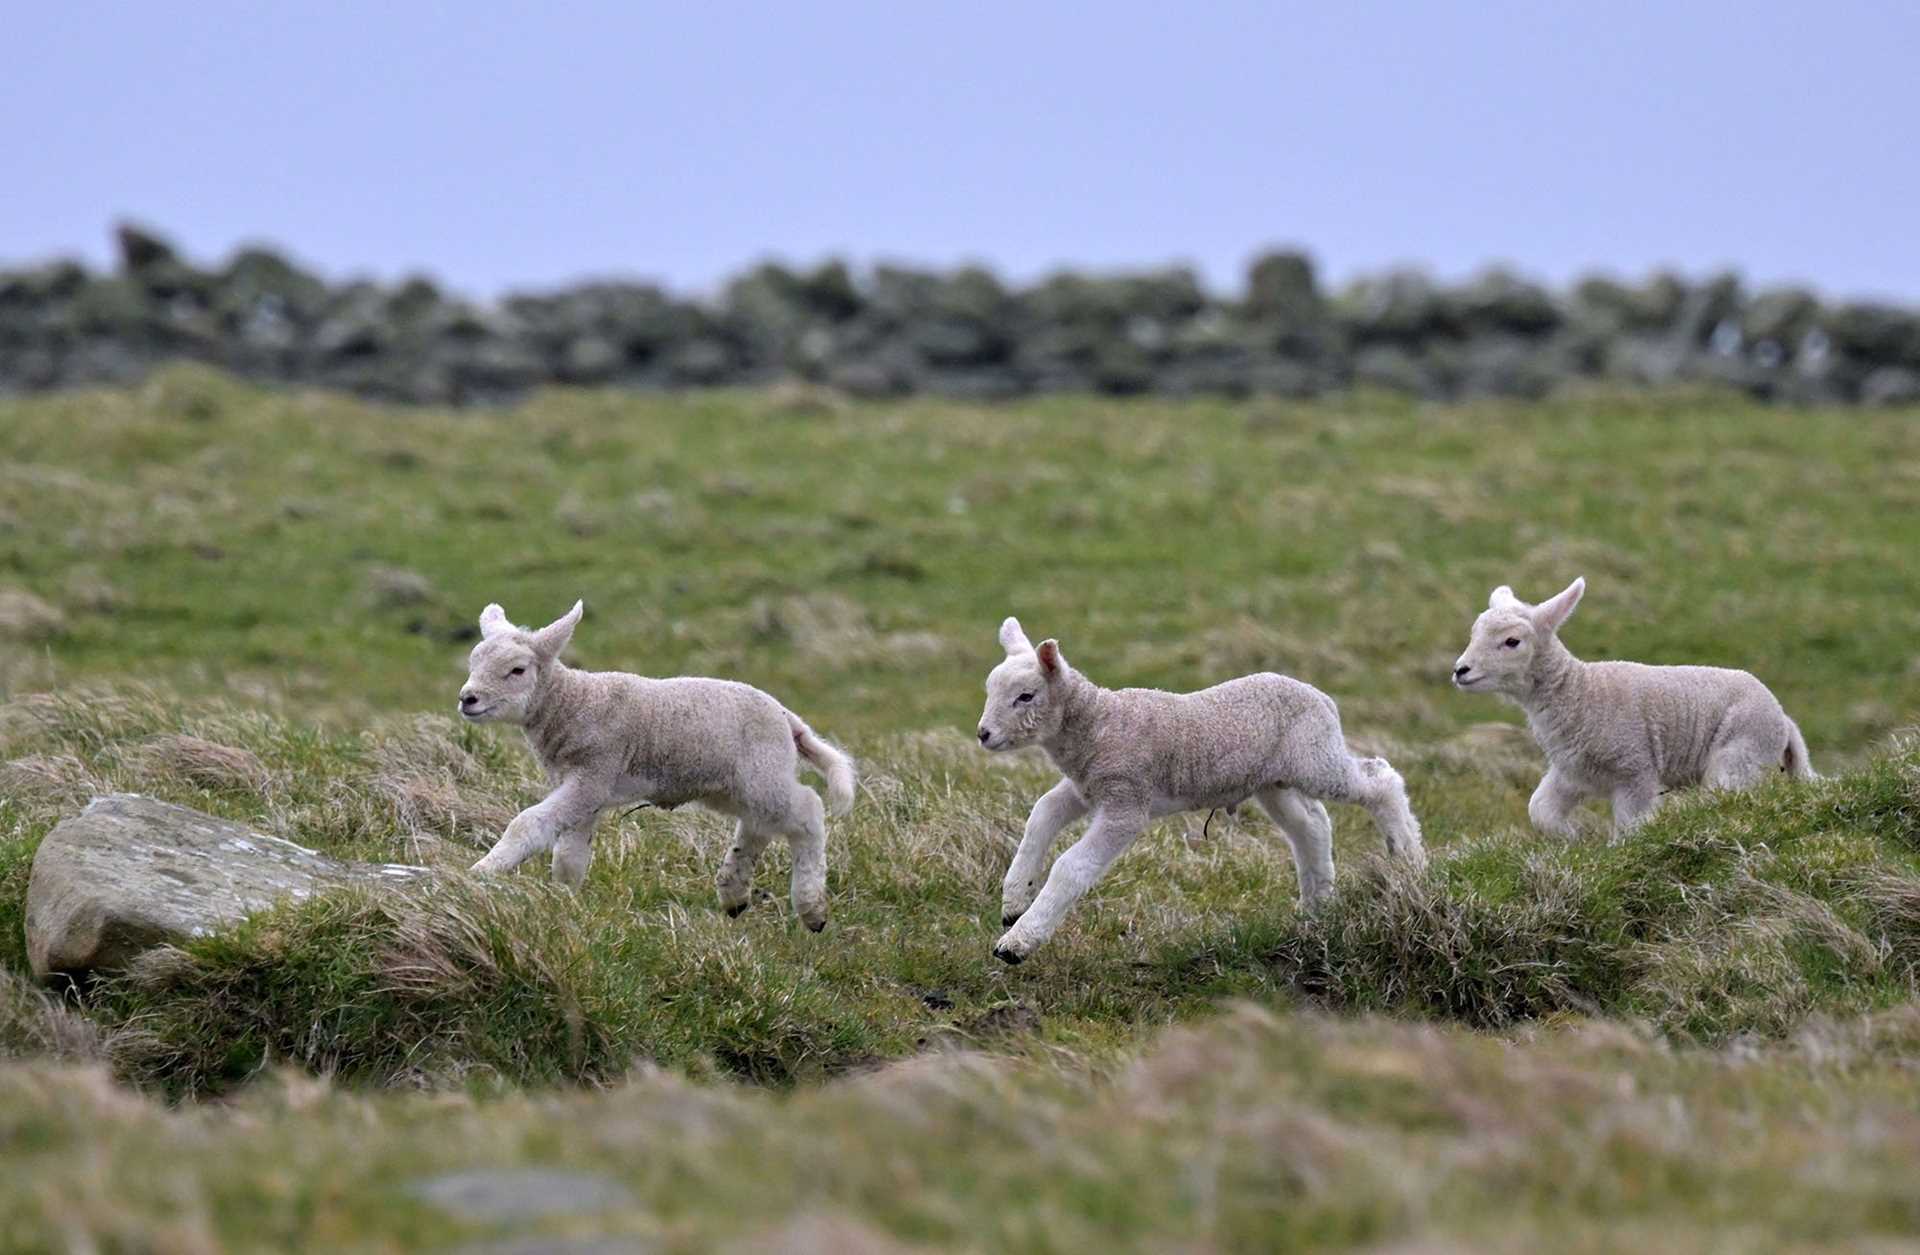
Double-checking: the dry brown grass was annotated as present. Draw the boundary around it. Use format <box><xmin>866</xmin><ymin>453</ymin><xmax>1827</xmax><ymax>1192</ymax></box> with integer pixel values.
<box><xmin>363</xmin><ymin>564</ymin><xmax>436</xmax><ymax>609</ymax></box>
<box><xmin>741</xmin><ymin>592</ymin><xmax>953</xmax><ymax>670</ymax></box>
<box><xmin>0</xmin><ymin>968</ymin><xmax>103</xmax><ymax>1061</ymax></box>
<box><xmin>0</xmin><ymin>752</ymin><xmax>99</xmax><ymax>805</ymax></box>
<box><xmin>761</xmin><ymin>378</ymin><xmax>854</xmax><ymax>420</ymax></box>
<box><xmin>10</xmin><ymin>990</ymin><xmax>1920</xmax><ymax>1249</ymax></box>
<box><xmin>132</xmin><ymin>734</ymin><xmax>271</xmax><ymax>794</ymax></box>
<box><xmin>369</xmin><ymin>715</ymin><xmax>528</xmax><ymax>850</ymax></box>
<box><xmin>0</xmin><ymin>587</ymin><xmax>64</xmax><ymax>640</ymax></box>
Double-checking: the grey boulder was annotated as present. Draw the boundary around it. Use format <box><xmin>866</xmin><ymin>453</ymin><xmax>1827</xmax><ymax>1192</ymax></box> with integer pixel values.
<box><xmin>24</xmin><ymin>793</ymin><xmax>429</xmax><ymax>981</ymax></box>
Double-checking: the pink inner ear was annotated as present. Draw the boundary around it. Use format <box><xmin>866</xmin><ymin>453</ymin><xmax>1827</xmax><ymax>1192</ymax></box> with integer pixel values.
<box><xmin>1036</xmin><ymin>640</ymin><xmax>1060</xmax><ymax>673</ymax></box>
<box><xmin>1537</xmin><ymin>585</ymin><xmax>1581</xmax><ymax>630</ymax></box>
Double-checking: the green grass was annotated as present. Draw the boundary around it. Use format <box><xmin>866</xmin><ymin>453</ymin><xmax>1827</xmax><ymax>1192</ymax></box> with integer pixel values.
<box><xmin>17</xmin><ymin>710</ymin><xmax>1916</xmax><ymax>1098</ymax></box>
<box><xmin>7</xmin><ymin>1008</ymin><xmax>1920</xmax><ymax>1251</ymax></box>
<box><xmin>5</xmin><ymin>367</ymin><xmax>1917</xmax><ymax>752</ymax></box>
<box><xmin>2</xmin><ymin>368</ymin><xmax>1919</xmax><ymax>1248</ymax></box>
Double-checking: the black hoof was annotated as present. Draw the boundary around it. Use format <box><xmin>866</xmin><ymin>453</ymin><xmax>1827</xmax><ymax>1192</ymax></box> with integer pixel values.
<box><xmin>806</xmin><ymin>918</ymin><xmax>826</xmax><ymax>933</ymax></box>
<box><xmin>993</xmin><ymin>945</ymin><xmax>1025</xmax><ymax>966</ymax></box>
<box><xmin>724</xmin><ymin>902</ymin><xmax>750</xmax><ymax>918</ymax></box>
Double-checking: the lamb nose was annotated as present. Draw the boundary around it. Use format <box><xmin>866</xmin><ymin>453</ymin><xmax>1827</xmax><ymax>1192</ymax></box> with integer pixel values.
<box><xmin>1453</xmin><ymin>665</ymin><xmax>1471</xmax><ymax>678</ymax></box>
<box><xmin>977</xmin><ymin>728</ymin><xmax>991</xmax><ymax>744</ymax></box>
<box><xmin>460</xmin><ymin>692</ymin><xmax>479</xmax><ymax>707</ymax></box>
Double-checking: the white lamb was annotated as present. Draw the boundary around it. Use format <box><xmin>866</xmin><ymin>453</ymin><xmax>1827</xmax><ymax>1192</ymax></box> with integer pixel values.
<box><xmin>1451</xmin><ymin>577</ymin><xmax>1815</xmax><ymax>837</ymax></box>
<box><xmin>457</xmin><ymin>600</ymin><xmax>856</xmax><ymax>929</ymax></box>
<box><xmin>976</xmin><ymin>617</ymin><xmax>1426</xmax><ymax>963</ymax></box>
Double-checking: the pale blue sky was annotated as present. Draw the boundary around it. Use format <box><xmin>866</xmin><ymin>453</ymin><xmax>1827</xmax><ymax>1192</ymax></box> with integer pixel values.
<box><xmin>6</xmin><ymin>2</ymin><xmax>1915</xmax><ymax>300</ymax></box>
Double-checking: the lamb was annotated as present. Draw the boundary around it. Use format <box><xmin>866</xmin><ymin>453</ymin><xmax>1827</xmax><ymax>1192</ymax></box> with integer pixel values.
<box><xmin>976</xmin><ymin>617</ymin><xmax>1425</xmax><ymax>963</ymax></box>
<box><xmin>1451</xmin><ymin>577</ymin><xmax>1815</xmax><ymax>837</ymax></box>
<box><xmin>457</xmin><ymin>600</ymin><xmax>856</xmax><ymax>930</ymax></box>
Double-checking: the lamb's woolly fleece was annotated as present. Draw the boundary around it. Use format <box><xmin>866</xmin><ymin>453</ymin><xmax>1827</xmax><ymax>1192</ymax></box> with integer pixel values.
<box><xmin>458</xmin><ymin>601</ymin><xmax>855</xmax><ymax>930</ymax></box>
<box><xmin>1451</xmin><ymin>577</ymin><xmax>1814</xmax><ymax>837</ymax></box>
<box><xmin>977</xmin><ymin>617</ymin><xmax>1424</xmax><ymax>963</ymax></box>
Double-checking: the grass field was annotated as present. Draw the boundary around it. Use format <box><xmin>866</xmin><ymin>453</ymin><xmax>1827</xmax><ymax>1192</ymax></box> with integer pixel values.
<box><xmin>2</xmin><ymin>367</ymin><xmax>1918</xmax><ymax>1251</ymax></box>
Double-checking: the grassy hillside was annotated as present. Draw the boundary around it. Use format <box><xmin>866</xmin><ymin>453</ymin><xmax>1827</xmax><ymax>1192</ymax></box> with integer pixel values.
<box><xmin>1</xmin><ymin>370</ymin><xmax>1918</xmax><ymax>1249</ymax></box>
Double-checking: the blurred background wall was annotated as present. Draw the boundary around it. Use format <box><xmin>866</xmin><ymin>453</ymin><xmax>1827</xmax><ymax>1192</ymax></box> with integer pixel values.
<box><xmin>4</xmin><ymin>1</ymin><xmax>1916</xmax><ymax>406</ymax></box>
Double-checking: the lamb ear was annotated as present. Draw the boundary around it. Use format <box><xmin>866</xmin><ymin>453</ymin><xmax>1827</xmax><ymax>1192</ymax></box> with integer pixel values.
<box><xmin>530</xmin><ymin>599</ymin><xmax>584</xmax><ymax>659</ymax></box>
<box><xmin>999</xmin><ymin>616</ymin><xmax>1033</xmax><ymax>656</ymax></box>
<box><xmin>1488</xmin><ymin>585</ymin><xmax>1520</xmax><ymax>611</ymax></box>
<box><xmin>478</xmin><ymin>603</ymin><xmax>512</xmax><ymax>639</ymax></box>
<box><xmin>1035</xmin><ymin>638</ymin><xmax>1065</xmax><ymax>677</ymax></box>
<box><xmin>1533</xmin><ymin>577</ymin><xmax>1585</xmax><ymax>633</ymax></box>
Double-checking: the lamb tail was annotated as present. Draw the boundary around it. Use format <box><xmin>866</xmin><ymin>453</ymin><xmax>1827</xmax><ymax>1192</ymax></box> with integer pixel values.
<box><xmin>788</xmin><ymin>712</ymin><xmax>857</xmax><ymax>816</ymax></box>
<box><xmin>1783</xmin><ymin>718</ymin><xmax>1818</xmax><ymax>780</ymax></box>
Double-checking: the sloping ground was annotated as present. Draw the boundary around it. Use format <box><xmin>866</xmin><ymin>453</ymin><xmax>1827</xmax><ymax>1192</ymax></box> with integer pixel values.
<box><xmin>3</xmin><ymin>687</ymin><xmax>1917</xmax><ymax>1098</ymax></box>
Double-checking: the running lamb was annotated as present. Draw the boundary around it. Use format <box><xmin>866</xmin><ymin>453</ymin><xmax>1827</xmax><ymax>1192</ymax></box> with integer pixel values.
<box><xmin>1451</xmin><ymin>577</ymin><xmax>1814</xmax><ymax>837</ymax></box>
<box><xmin>976</xmin><ymin>617</ymin><xmax>1425</xmax><ymax>963</ymax></box>
<box><xmin>458</xmin><ymin>600</ymin><xmax>856</xmax><ymax>929</ymax></box>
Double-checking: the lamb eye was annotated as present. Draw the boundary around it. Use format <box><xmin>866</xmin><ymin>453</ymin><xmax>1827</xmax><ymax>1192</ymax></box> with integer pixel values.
<box><xmin>509</xmin><ymin>666</ymin><xmax>526</xmax><ymax>676</ymax></box>
<box><xmin>1014</xmin><ymin>692</ymin><xmax>1035</xmax><ymax>704</ymax></box>
<box><xmin>1503</xmin><ymin>638</ymin><xmax>1521</xmax><ymax>648</ymax></box>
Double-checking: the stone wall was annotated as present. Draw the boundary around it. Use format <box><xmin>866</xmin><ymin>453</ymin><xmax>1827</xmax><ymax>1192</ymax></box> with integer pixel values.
<box><xmin>3</xmin><ymin>223</ymin><xmax>1917</xmax><ymax>406</ymax></box>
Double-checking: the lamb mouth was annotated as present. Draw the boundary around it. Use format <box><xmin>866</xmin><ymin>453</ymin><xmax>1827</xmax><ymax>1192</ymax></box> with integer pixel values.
<box><xmin>1453</xmin><ymin>676</ymin><xmax>1484</xmax><ymax>689</ymax></box>
<box><xmin>460</xmin><ymin>702</ymin><xmax>497</xmax><ymax>720</ymax></box>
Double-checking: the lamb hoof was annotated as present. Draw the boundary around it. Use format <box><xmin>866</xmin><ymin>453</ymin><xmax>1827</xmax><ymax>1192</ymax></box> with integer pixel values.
<box><xmin>724</xmin><ymin>902</ymin><xmax>750</xmax><ymax>918</ymax></box>
<box><xmin>993</xmin><ymin>943</ymin><xmax>1025</xmax><ymax>966</ymax></box>
<box><xmin>805</xmin><ymin>917</ymin><xmax>827</xmax><ymax>934</ymax></box>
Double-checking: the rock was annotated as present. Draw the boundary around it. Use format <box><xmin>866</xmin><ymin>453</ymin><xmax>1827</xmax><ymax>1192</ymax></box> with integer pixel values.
<box><xmin>216</xmin><ymin>247</ymin><xmax>329</xmax><ymax>325</ymax></box>
<box><xmin>1352</xmin><ymin>344</ymin><xmax>1442</xmax><ymax>398</ymax></box>
<box><xmin>1455</xmin><ymin>335</ymin><xmax>1563</xmax><ymax>399</ymax></box>
<box><xmin>312</xmin><ymin>308</ymin><xmax>389</xmax><ymax>361</ymax></box>
<box><xmin>910</xmin><ymin>317</ymin><xmax>1001</xmax><ymax>367</ymax></box>
<box><xmin>1244</xmin><ymin>249</ymin><xmax>1322</xmax><ymax>323</ymax></box>
<box><xmin>667</xmin><ymin>338</ymin><xmax>735</xmax><ymax>386</ymax></box>
<box><xmin>1860</xmin><ymin>367</ymin><xmax>1920</xmax><ymax>407</ymax></box>
<box><xmin>1743</xmin><ymin>288</ymin><xmax>1821</xmax><ymax>345</ymax></box>
<box><xmin>1602</xmin><ymin>334</ymin><xmax>1690</xmax><ymax>387</ymax></box>
<box><xmin>113</xmin><ymin>222</ymin><xmax>180</xmax><ymax>272</ymax></box>
<box><xmin>1452</xmin><ymin>268</ymin><xmax>1560</xmax><ymax>337</ymax></box>
<box><xmin>1338</xmin><ymin>269</ymin><xmax>1460</xmax><ymax>345</ymax></box>
<box><xmin>24</xmin><ymin>794</ymin><xmax>429</xmax><ymax>981</ymax></box>
<box><xmin>560</xmin><ymin>335</ymin><xmax>621</xmax><ymax>383</ymax></box>
<box><xmin>409</xmin><ymin>1168</ymin><xmax>635</xmax><ymax>1223</ymax></box>
<box><xmin>796</xmin><ymin>260</ymin><xmax>862</xmax><ymax>322</ymax></box>
<box><xmin>1669</xmin><ymin>272</ymin><xmax>1744</xmax><ymax>349</ymax></box>
<box><xmin>1827</xmin><ymin>302</ymin><xmax>1920</xmax><ymax>367</ymax></box>
<box><xmin>1246</xmin><ymin>359</ymin><xmax>1328</xmax><ymax>398</ymax></box>
<box><xmin>722</xmin><ymin>263</ymin><xmax>820</xmax><ymax>365</ymax></box>
<box><xmin>447</xmin><ymin>339</ymin><xmax>547</xmax><ymax>404</ymax></box>
<box><xmin>1090</xmin><ymin>341</ymin><xmax>1155</xmax><ymax>395</ymax></box>
<box><xmin>827</xmin><ymin>344</ymin><xmax>920</xmax><ymax>399</ymax></box>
